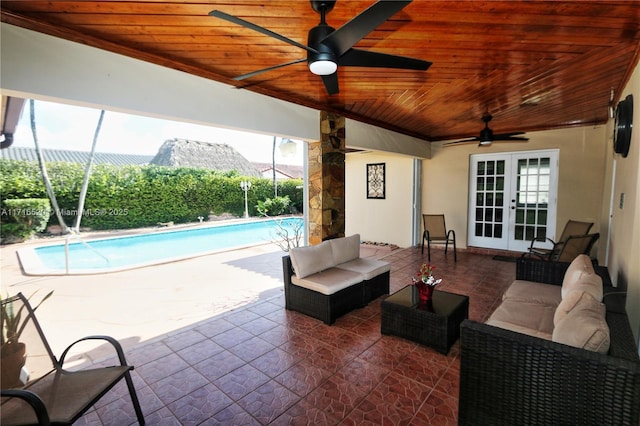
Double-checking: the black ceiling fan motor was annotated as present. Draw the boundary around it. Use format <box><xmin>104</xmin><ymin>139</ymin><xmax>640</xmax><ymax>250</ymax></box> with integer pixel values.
<box><xmin>307</xmin><ymin>3</ymin><xmax>337</xmax><ymax>68</ymax></box>
<box><xmin>209</xmin><ymin>0</ymin><xmax>431</xmax><ymax>95</ymax></box>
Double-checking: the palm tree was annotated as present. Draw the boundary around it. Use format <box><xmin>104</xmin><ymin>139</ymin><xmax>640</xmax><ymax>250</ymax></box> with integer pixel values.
<box><xmin>30</xmin><ymin>99</ymin><xmax>68</xmax><ymax>233</ymax></box>
<box><xmin>73</xmin><ymin>109</ymin><xmax>104</xmax><ymax>232</ymax></box>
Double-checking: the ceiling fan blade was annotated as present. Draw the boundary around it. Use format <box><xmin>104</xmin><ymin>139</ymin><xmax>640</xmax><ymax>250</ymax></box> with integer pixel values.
<box><xmin>339</xmin><ymin>48</ymin><xmax>431</xmax><ymax>70</ymax></box>
<box><xmin>233</xmin><ymin>58</ymin><xmax>307</xmax><ymax>80</ymax></box>
<box><xmin>322</xmin><ymin>1</ymin><xmax>412</xmax><ymax>57</ymax></box>
<box><xmin>492</xmin><ymin>132</ymin><xmax>529</xmax><ymax>141</ymax></box>
<box><xmin>495</xmin><ymin>131</ymin><xmax>525</xmax><ymax>137</ymax></box>
<box><xmin>321</xmin><ymin>73</ymin><xmax>339</xmax><ymax>95</ymax></box>
<box><xmin>443</xmin><ymin>138</ymin><xmax>479</xmax><ymax>147</ymax></box>
<box><xmin>209</xmin><ymin>10</ymin><xmax>318</xmax><ymax>54</ymax></box>
<box><xmin>493</xmin><ymin>138</ymin><xmax>529</xmax><ymax>142</ymax></box>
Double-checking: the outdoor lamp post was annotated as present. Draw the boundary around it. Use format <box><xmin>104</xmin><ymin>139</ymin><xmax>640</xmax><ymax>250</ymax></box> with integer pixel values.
<box><xmin>240</xmin><ymin>180</ymin><xmax>251</xmax><ymax>218</ymax></box>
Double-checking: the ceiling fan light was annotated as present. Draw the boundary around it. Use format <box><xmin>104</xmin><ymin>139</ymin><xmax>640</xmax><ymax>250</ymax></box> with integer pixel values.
<box><xmin>309</xmin><ymin>59</ymin><xmax>337</xmax><ymax>75</ymax></box>
<box><xmin>479</xmin><ymin>127</ymin><xmax>493</xmax><ymax>145</ymax></box>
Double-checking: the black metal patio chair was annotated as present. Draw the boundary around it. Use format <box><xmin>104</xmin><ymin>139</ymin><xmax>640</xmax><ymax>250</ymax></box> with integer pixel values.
<box><xmin>1</xmin><ymin>292</ymin><xmax>145</xmax><ymax>425</ymax></box>
<box><xmin>421</xmin><ymin>214</ymin><xmax>457</xmax><ymax>261</ymax></box>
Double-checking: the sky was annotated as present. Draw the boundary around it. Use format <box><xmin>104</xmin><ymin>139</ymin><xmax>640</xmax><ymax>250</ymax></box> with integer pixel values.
<box><xmin>12</xmin><ymin>99</ymin><xmax>304</xmax><ymax>165</ymax></box>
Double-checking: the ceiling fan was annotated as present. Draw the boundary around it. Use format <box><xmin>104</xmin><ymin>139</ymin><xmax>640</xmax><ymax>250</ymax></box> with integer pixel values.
<box><xmin>209</xmin><ymin>0</ymin><xmax>431</xmax><ymax>95</ymax></box>
<box><xmin>443</xmin><ymin>113</ymin><xmax>529</xmax><ymax>147</ymax></box>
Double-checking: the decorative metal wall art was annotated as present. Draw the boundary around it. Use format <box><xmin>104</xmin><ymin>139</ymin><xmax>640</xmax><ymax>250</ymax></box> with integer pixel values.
<box><xmin>367</xmin><ymin>163</ymin><xmax>386</xmax><ymax>199</ymax></box>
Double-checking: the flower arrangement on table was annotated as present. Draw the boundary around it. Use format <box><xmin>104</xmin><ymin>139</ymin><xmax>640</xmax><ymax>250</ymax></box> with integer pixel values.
<box><xmin>412</xmin><ymin>263</ymin><xmax>442</xmax><ymax>302</ymax></box>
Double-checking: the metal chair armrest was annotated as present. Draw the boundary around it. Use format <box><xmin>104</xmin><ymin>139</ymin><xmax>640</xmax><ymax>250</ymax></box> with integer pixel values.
<box><xmin>528</xmin><ymin>235</ymin><xmax>556</xmax><ymax>249</ymax></box>
<box><xmin>58</xmin><ymin>335</ymin><xmax>130</xmax><ymax>367</ymax></box>
<box><xmin>1</xmin><ymin>389</ymin><xmax>52</xmax><ymax>426</ymax></box>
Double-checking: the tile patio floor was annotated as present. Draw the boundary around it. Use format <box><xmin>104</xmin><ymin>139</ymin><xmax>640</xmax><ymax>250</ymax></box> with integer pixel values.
<box><xmin>61</xmin><ymin>246</ymin><xmax>516</xmax><ymax>425</ymax></box>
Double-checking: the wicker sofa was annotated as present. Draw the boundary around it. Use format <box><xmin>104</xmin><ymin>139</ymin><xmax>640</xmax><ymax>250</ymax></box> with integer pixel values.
<box><xmin>282</xmin><ymin>234</ymin><xmax>390</xmax><ymax>325</ymax></box>
<box><xmin>459</xmin><ymin>256</ymin><xmax>640</xmax><ymax>425</ymax></box>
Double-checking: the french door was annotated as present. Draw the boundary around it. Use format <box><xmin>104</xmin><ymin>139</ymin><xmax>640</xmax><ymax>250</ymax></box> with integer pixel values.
<box><xmin>468</xmin><ymin>150</ymin><xmax>559</xmax><ymax>252</ymax></box>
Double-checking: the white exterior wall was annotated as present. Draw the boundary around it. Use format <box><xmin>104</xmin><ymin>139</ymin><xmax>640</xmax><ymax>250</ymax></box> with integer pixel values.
<box><xmin>345</xmin><ymin>152</ymin><xmax>415</xmax><ymax>247</ymax></box>
<box><xmin>606</xmin><ymin>63</ymin><xmax>640</xmax><ymax>347</ymax></box>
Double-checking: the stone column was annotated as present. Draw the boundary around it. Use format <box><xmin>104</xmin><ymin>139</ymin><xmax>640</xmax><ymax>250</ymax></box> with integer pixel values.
<box><xmin>307</xmin><ymin>111</ymin><xmax>345</xmax><ymax>244</ymax></box>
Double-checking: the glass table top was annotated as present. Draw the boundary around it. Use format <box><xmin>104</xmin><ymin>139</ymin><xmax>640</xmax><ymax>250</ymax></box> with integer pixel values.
<box><xmin>383</xmin><ymin>285</ymin><xmax>468</xmax><ymax>316</ymax></box>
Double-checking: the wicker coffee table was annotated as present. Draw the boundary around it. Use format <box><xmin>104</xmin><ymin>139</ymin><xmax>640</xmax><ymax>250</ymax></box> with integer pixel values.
<box><xmin>381</xmin><ymin>285</ymin><xmax>469</xmax><ymax>354</ymax></box>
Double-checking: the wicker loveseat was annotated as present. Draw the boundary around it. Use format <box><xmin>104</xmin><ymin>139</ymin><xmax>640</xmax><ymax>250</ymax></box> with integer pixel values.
<box><xmin>282</xmin><ymin>234</ymin><xmax>390</xmax><ymax>324</ymax></box>
<box><xmin>459</xmin><ymin>256</ymin><xmax>640</xmax><ymax>425</ymax></box>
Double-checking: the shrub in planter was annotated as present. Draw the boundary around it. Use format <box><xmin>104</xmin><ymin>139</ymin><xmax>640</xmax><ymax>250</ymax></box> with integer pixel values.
<box><xmin>256</xmin><ymin>196</ymin><xmax>292</xmax><ymax>216</ymax></box>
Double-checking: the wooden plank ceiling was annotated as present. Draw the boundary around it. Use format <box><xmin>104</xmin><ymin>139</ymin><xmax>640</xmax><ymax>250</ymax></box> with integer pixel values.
<box><xmin>2</xmin><ymin>1</ymin><xmax>640</xmax><ymax>143</ymax></box>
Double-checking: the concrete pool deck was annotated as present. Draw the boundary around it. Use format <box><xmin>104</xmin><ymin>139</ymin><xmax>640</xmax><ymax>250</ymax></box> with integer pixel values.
<box><xmin>1</xmin><ymin>226</ymin><xmax>396</xmax><ymax>366</ymax></box>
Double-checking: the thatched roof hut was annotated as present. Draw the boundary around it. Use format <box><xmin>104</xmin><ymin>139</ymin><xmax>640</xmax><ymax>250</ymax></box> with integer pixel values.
<box><xmin>150</xmin><ymin>138</ymin><xmax>261</xmax><ymax>177</ymax></box>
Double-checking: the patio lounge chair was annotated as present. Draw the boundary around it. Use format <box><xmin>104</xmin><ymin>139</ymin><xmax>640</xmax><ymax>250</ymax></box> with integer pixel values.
<box><xmin>1</xmin><ymin>293</ymin><xmax>145</xmax><ymax>425</ymax></box>
<box><xmin>553</xmin><ymin>232</ymin><xmax>600</xmax><ymax>262</ymax></box>
<box><xmin>421</xmin><ymin>214</ymin><xmax>457</xmax><ymax>261</ymax></box>
<box><xmin>526</xmin><ymin>219</ymin><xmax>593</xmax><ymax>260</ymax></box>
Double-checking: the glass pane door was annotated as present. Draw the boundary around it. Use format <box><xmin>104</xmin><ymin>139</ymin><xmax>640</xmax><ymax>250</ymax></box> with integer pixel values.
<box><xmin>513</xmin><ymin>158</ymin><xmax>550</xmax><ymax>242</ymax></box>
<box><xmin>468</xmin><ymin>154</ymin><xmax>509</xmax><ymax>249</ymax></box>
<box><xmin>468</xmin><ymin>150</ymin><xmax>558</xmax><ymax>252</ymax></box>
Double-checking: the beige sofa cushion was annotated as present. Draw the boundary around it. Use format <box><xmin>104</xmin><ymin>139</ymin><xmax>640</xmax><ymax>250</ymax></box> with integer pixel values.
<box><xmin>502</xmin><ymin>280</ymin><xmax>562</xmax><ymax>306</ymax></box>
<box><xmin>554</xmin><ymin>289</ymin><xmax>605</xmax><ymax>326</ymax></box>
<box><xmin>486</xmin><ymin>299</ymin><xmax>556</xmax><ymax>340</ymax></box>
<box><xmin>329</xmin><ymin>234</ymin><xmax>361</xmax><ymax>265</ymax></box>
<box><xmin>336</xmin><ymin>258</ymin><xmax>390</xmax><ymax>280</ymax></box>
<box><xmin>552</xmin><ymin>297</ymin><xmax>610</xmax><ymax>353</ymax></box>
<box><xmin>289</xmin><ymin>241</ymin><xmax>334</xmax><ymax>279</ymax></box>
<box><xmin>561</xmin><ymin>254</ymin><xmax>596</xmax><ymax>298</ymax></box>
<box><xmin>562</xmin><ymin>270</ymin><xmax>603</xmax><ymax>302</ymax></box>
<box><xmin>291</xmin><ymin>267</ymin><xmax>363</xmax><ymax>295</ymax></box>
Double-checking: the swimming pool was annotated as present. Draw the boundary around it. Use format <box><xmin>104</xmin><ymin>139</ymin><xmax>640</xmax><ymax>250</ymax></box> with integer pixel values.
<box><xmin>17</xmin><ymin>217</ymin><xmax>303</xmax><ymax>275</ymax></box>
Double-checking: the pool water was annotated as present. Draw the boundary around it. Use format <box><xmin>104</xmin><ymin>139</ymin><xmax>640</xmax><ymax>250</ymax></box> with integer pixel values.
<box><xmin>18</xmin><ymin>217</ymin><xmax>303</xmax><ymax>275</ymax></box>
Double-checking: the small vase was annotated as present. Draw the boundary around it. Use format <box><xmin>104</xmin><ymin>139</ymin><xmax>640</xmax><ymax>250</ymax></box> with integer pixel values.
<box><xmin>415</xmin><ymin>281</ymin><xmax>435</xmax><ymax>303</ymax></box>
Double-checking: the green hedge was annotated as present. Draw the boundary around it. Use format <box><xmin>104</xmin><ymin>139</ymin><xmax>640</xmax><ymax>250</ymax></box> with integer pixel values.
<box><xmin>0</xmin><ymin>159</ymin><xmax>303</xmax><ymax>232</ymax></box>
<box><xmin>0</xmin><ymin>198</ymin><xmax>51</xmax><ymax>243</ymax></box>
